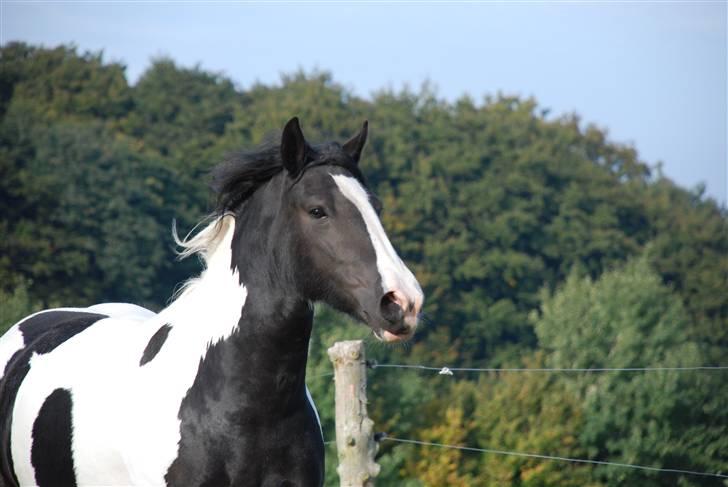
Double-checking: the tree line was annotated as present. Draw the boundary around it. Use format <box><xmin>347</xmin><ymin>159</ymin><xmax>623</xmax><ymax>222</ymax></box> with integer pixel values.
<box><xmin>1</xmin><ymin>43</ymin><xmax>726</xmax><ymax>485</ymax></box>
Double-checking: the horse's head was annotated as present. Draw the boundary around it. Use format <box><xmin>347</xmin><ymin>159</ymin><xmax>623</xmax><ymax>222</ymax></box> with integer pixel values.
<box><xmin>279</xmin><ymin>118</ymin><xmax>423</xmax><ymax>342</ymax></box>
<box><xmin>213</xmin><ymin>118</ymin><xmax>423</xmax><ymax>342</ymax></box>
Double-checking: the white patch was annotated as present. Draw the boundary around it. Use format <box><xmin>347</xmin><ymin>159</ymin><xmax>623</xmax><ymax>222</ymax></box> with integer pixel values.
<box><xmin>9</xmin><ymin>216</ymin><xmax>248</xmax><ymax>486</ymax></box>
<box><xmin>331</xmin><ymin>174</ymin><xmax>424</xmax><ymax>309</ymax></box>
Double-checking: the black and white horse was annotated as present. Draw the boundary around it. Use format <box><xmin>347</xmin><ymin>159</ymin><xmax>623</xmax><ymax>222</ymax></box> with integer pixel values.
<box><xmin>0</xmin><ymin>118</ymin><xmax>423</xmax><ymax>487</ymax></box>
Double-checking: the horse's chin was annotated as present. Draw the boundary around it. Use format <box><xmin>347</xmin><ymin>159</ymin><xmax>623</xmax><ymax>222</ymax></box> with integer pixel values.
<box><xmin>355</xmin><ymin>307</ymin><xmax>416</xmax><ymax>343</ymax></box>
<box><xmin>372</xmin><ymin>326</ymin><xmax>414</xmax><ymax>343</ymax></box>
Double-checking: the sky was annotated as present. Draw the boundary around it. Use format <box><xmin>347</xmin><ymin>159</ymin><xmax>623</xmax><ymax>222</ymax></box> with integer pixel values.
<box><xmin>2</xmin><ymin>1</ymin><xmax>726</xmax><ymax>204</ymax></box>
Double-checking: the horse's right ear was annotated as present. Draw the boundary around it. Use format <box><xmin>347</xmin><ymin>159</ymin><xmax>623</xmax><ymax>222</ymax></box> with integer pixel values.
<box><xmin>342</xmin><ymin>120</ymin><xmax>368</xmax><ymax>163</ymax></box>
<box><xmin>281</xmin><ymin>117</ymin><xmax>308</xmax><ymax>176</ymax></box>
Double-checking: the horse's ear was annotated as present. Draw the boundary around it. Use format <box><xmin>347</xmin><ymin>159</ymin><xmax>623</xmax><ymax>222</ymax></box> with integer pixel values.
<box><xmin>281</xmin><ymin>117</ymin><xmax>308</xmax><ymax>176</ymax></box>
<box><xmin>342</xmin><ymin>120</ymin><xmax>368</xmax><ymax>163</ymax></box>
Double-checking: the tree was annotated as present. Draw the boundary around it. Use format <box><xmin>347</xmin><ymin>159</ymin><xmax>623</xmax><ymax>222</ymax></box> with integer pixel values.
<box><xmin>534</xmin><ymin>256</ymin><xmax>726</xmax><ymax>486</ymax></box>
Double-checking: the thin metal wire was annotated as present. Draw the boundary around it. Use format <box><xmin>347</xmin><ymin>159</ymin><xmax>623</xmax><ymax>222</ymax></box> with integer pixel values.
<box><xmin>309</xmin><ymin>364</ymin><xmax>728</xmax><ymax>381</ymax></box>
<box><xmin>384</xmin><ymin>437</ymin><xmax>728</xmax><ymax>479</ymax></box>
<box><xmin>371</xmin><ymin>364</ymin><xmax>728</xmax><ymax>373</ymax></box>
<box><xmin>312</xmin><ymin>365</ymin><xmax>727</xmax><ymax>478</ymax></box>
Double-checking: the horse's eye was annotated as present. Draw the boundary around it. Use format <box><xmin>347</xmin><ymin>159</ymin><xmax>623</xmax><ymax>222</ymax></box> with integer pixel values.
<box><xmin>308</xmin><ymin>207</ymin><xmax>327</xmax><ymax>219</ymax></box>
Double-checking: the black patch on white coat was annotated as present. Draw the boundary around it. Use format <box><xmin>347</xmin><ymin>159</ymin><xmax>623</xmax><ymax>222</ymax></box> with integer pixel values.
<box><xmin>140</xmin><ymin>324</ymin><xmax>172</xmax><ymax>366</ymax></box>
<box><xmin>31</xmin><ymin>388</ymin><xmax>76</xmax><ymax>487</ymax></box>
<box><xmin>18</xmin><ymin>311</ymin><xmax>106</xmax><ymax>350</ymax></box>
<box><xmin>0</xmin><ymin>311</ymin><xmax>105</xmax><ymax>487</ymax></box>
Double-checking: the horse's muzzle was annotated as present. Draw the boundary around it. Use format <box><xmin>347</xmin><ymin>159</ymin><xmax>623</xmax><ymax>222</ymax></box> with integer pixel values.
<box><xmin>377</xmin><ymin>290</ymin><xmax>420</xmax><ymax>342</ymax></box>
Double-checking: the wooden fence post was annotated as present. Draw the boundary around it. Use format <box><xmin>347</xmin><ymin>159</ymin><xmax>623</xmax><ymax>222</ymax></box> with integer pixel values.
<box><xmin>327</xmin><ymin>340</ymin><xmax>380</xmax><ymax>487</ymax></box>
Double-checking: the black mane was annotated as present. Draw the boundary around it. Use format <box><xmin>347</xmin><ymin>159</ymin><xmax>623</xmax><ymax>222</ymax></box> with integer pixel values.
<box><xmin>211</xmin><ymin>138</ymin><xmax>367</xmax><ymax>214</ymax></box>
<box><xmin>211</xmin><ymin>141</ymin><xmax>284</xmax><ymax>214</ymax></box>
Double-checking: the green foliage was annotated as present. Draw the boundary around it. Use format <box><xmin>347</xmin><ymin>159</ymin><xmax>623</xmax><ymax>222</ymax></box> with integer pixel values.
<box><xmin>472</xmin><ymin>355</ymin><xmax>602</xmax><ymax>487</ymax></box>
<box><xmin>534</xmin><ymin>257</ymin><xmax>727</xmax><ymax>486</ymax></box>
<box><xmin>0</xmin><ymin>42</ymin><xmax>131</xmax><ymax>122</ymax></box>
<box><xmin>646</xmin><ymin>180</ymin><xmax>728</xmax><ymax>355</ymax></box>
<box><xmin>0</xmin><ymin>279</ymin><xmax>42</xmax><ymax>335</ymax></box>
<box><xmin>2</xmin><ymin>42</ymin><xmax>727</xmax><ymax>485</ymax></box>
<box><xmin>1</xmin><ymin>118</ymin><xmax>187</xmax><ymax>307</ymax></box>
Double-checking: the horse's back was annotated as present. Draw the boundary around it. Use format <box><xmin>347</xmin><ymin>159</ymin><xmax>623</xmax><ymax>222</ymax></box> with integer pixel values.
<box><xmin>0</xmin><ymin>304</ymin><xmax>154</xmax><ymax>380</ymax></box>
<box><xmin>0</xmin><ymin>303</ymin><xmax>156</xmax><ymax>487</ymax></box>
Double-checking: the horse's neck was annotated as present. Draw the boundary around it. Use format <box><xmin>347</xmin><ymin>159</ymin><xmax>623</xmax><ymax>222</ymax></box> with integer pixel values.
<box><xmin>161</xmin><ymin>213</ymin><xmax>313</xmax><ymax>413</ymax></box>
<box><xmin>224</xmin><ymin>292</ymin><xmax>314</xmax><ymax>410</ymax></box>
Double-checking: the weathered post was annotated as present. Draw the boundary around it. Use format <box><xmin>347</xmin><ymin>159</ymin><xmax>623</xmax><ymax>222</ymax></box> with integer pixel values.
<box><xmin>327</xmin><ymin>340</ymin><xmax>380</xmax><ymax>487</ymax></box>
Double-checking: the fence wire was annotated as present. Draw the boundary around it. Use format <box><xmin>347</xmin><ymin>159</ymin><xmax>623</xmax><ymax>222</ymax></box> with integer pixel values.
<box><xmin>313</xmin><ymin>362</ymin><xmax>728</xmax><ymax>479</ymax></box>
<box><xmin>382</xmin><ymin>436</ymin><xmax>728</xmax><ymax>480</ymax></box>
<box><xmin>369</xmin><ymin>363</ymin><xmax>728</xmax><ymax>374</ymax></box>
<box><xmin>309</xmin><ymin>364</ymin><xmax>728</xmax><ymax>381</ymax></box>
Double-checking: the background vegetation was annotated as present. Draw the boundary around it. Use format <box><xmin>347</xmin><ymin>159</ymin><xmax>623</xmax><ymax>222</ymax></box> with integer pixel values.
<box><xmin>1</xmin><ymin>43</ymin><xmax>726</xmax><ymax>485</ymax></box>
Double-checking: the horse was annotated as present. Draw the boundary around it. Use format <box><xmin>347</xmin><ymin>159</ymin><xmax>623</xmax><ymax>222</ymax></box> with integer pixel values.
<box><xmin>0</xmin><ymin>117</ymin><xmax>424</xmax><ymax>487</ymax></box>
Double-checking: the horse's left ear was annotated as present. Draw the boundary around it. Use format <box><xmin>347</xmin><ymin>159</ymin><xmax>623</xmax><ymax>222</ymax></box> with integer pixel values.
<box><xmin>281</xmin><ymin>116</ymin><xmax>309</xmax><ymax>176</ymax></box>
<box><xmin>342</xmin><ymin>120</ymin><xmax>368</xmax><ymax>163</ymax></box>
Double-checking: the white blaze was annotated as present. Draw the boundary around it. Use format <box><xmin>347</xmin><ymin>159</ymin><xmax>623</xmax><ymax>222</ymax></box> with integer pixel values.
<box><xmin>331</xmin><ymin>174</ymin><xmax>423</xmax><ymax>310</ymax></box>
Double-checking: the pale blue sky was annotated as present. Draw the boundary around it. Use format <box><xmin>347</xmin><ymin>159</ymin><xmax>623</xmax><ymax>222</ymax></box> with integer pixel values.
<box><xmin>2</xmin><ymin>1</ymin><xmax>726</xmax><ymax>204</ymax></box>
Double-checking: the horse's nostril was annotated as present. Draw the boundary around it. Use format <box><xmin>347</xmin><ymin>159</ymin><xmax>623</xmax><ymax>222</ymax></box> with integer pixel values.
<box><xmin>380</xmin><ymin>291</ymin><xmax>404</xmax><ymax>323</ymax></box>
